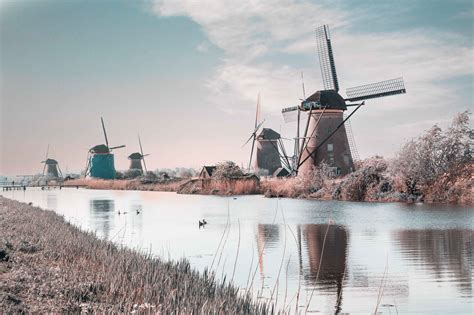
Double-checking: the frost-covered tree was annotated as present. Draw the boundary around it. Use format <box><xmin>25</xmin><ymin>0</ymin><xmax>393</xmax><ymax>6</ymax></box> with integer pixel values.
<box><xmin>391</xmin><ymin>111</ymin><xmax>472</xmax><ymax>194</ymax></box>
<box><xmin>212</xmin><ymin>161</ymin><xmax>244</xmax><ymax>179</ymax></box>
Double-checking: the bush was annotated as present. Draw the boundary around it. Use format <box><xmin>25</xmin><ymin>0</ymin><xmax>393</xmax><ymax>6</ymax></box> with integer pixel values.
<box><xmin>122</xmin><ymin>169</ymin><xmax>142</xmax><ymax>179</ymax></box>
<box><xmin>340</xmin><ymin>156</ymin><xmax>389</xmax><ymax>201</ymax></box>
<box><xmin>154</xmin><ymin>168</ymin><xmax>197</xmax><ymax>179</ymax></box>
<box><xmin>212</xmin><ymin>161</ymin><xmax>244</xmax><ymax>179</ymax></box>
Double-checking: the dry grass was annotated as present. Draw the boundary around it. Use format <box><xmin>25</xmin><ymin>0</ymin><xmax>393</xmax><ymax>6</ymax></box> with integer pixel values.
<box><xmin>178</xmin><ymin>178</ymin><xmax>260</xmax><ymax>196</ymax></box>
<box><xmin>64</xmin><ymin>178</ymin><xmax>187</xmax><ymax>192</ymax></box>
<box><xmin>0</xmin><ymin>197</ymin><xmax>271</xmax><ymax>313</ymax></box>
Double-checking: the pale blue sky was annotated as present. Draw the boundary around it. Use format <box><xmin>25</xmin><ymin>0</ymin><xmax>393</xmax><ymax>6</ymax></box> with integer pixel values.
<box><xmin>1</xmin><ymin>0</ymin><xmax>473</xmax><ymax>175</ymax></box>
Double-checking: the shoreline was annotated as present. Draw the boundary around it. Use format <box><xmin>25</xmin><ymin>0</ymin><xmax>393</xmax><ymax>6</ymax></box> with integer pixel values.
<box><xmin>0</xmin><ymin>196</ymin><xmax>270</xmax><ymax>313</ymax></box>
<box><xmin>62</xmin><ymin>176</ymin><xmax>472</xmax><ymax>206</ymax></box>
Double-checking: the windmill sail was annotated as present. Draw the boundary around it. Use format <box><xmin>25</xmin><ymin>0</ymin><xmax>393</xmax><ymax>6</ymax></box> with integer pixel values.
<box><xmin>101</xmin><ymin>117</ymin><xmax>109</xmax><ymax>148</ymax></box>
<box><xmin>316</xmin><ymin>25</ymin><xmax>339</xmax><ymax>92</ymax></box>
<box><xmin>346</xmin><ymin>77</ymin><xmax>406</xmax><ymax>102</ymax></box>
<box><xmin>255</xmin><ymin>93</ymin><xmax>261</xmax><ymax>128</ymax></box>
<box><xmin>282</xmin><ymin>106</ymin><xmax>299</xmax><ymax>123</ymax></box>
<box><xmin>42</xmin><ymin>144</ymin><xmax>49</xmax><ymax>176</ymax></box>
<box><xmin>244</xmin><ymin>94</ymin><xmax>265</xmax><ymax>171</ymax></box>
<box><xmin>138</xmin><ymin>134</ymin><xmax>148</xmax><ymax>174</ymax></box>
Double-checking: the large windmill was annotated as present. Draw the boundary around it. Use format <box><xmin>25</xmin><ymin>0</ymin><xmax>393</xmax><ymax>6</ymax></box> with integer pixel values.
<box><xmin>41</xmin><ymin>144</ymin><xmax>62</xmax><ymax>178</ymax></box>
<box><xmin>128</xmin><ymin>135</ymin><xmax>149</xmax><ymax>174</ymax></box>
<box><xmin>282</xmin><ymin>25</ymin><xmax>406</xmax><ymax>175</ymax></box>
<box><xmin>85</xmin><ymin>117</ymin><xmax>125</xmax><ymax>179</ymax></box>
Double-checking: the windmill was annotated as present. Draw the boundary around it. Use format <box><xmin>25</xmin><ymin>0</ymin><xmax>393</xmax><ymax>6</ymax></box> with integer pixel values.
<box><xmin>85</xmin><ymin>117</ymin><xmax>125</xmax><ymax>179</ymax></box>
<box><xmin>282</xmin><ymin>25</ymin><xmax>406</xmax><ymax>175</ymax></box>
<box><xmin>128</xmin><ymin>135</ymin><xmax>149</xmax><ymax>174</ymax></box>
<box><xmin>243</xmin><ymin>94</ymin><xmax>292</xmax><ymax>175</ymax></box>
<box><xmin>41</xmin><ymin>144</ymin><xmax>62</xmax><ymax>178</ymax></box>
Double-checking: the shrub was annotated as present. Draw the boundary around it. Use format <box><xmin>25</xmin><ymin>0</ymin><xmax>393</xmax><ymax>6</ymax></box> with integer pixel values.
<box><xmin>121</xmin><ymin>169</ymin><xmax>142</xmax><ymax>179</ymax></box>
<box><xmin>154</xmin><ymin>168</ymin><xmax>197</xmax><ymax>179</ymax></box>
<box><xmin>338</xmin><ymin>157</ymin><xmax>390</xmax><ymax>201</ymax></box>
<box><xmin>212</xmin><ymin>161</ymin><xmax>244</xmax><ymax>179</ymax></box>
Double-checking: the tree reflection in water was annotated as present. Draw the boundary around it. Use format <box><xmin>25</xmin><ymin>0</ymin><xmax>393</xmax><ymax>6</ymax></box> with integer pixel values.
<box><xmin>393</xmin><ymin>229</ymin><xmax>473</xmax><ymax>296</ymax></box>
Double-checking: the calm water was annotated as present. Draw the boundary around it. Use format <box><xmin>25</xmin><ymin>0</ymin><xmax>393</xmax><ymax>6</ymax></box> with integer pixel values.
<box><xmin>2</xmin><ymin>188</ymin><xmax>473</xmax><ymax>314</ymax></box>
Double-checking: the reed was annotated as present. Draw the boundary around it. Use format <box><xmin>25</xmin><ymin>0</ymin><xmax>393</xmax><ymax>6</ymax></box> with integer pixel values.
<box><xmin>64</xmin><ymin>178</ymin><xmax>186</xmax><ymax>192</ymax></box>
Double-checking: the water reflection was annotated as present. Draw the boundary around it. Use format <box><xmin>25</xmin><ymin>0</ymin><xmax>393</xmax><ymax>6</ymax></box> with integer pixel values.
<box><xmin>256</xmin><ymin>224</ymin><xmax>281</xmax><ymax>279</ymax></box>
<box><xmin>303</xmin><ymin>224</ymin><xmax>348</xmax><ymax>312</ymax></box>
<box><xmin>393</xmin><ymin>229</ymin><xmax>473</xmax><ymax>295</ymax></box>
<box><xmin>89</xmin><ymin>199</ymin><xmax>115</xmax><ymax>239</ymax></box>
<box><xmin>46</xmin><ymin>194</ymin><xmax>57</xmax><ymax>210</ymax></box>
<box><xmin>129</xmin><ymin>201</ymin><xmax>144</xmax><ymax>245</ymax></box>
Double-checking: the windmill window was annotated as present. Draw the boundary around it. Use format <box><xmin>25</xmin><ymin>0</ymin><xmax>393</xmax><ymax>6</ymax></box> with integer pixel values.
<box><xmin>327</xmin><ymin>144</ymin><xmax>334</xmax><ymax>152</ymax></box>
<box><xmin>343</xmin><ymin>154</ymin><xmax>350</xmax><ymax>165</ymax></box>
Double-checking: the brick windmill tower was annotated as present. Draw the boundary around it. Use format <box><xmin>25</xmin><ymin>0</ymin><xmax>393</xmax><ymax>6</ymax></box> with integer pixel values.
<box><xmin>254</xmin><ymin>128</ymin><xmax>283</xmax><ymax>175</ymax></box>
<box><xmin>128</xmin><ymin>135</ymin><xmax>149</xmax><ymax>174</ymax></box>
<box><xmin>282</xmin><ymin>25</ymin><xmax>406</xmax><ymax>175</ymax></box>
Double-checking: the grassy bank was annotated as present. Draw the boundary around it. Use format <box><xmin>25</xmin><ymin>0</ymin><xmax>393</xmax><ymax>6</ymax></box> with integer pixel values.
<box><xmin>0</xmin><ymin>197</ymin><xmax>270</xmax><ymax>313</ymax></box>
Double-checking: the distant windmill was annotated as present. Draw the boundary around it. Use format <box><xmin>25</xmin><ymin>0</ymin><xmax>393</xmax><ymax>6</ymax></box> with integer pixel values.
<box><xmin>128</xmin><ymin>135</ymin><xmax>149</xmax><ymax>174</ymax></box>
<box><xmin>282</xmin><ymin>25</ymin><xmax>406</xmax><ymax>175</ymax></box>
<box><xmin>85</xmin><ymin>117</ymin><xmax>125</xmax><ymax>179</ymax></box>
<box><xmin>243</xmin><ymin>94</ymin><xmax>265</xmax><ymax>171</ymax></box>
<box><xmin>41</xmin><ymin>144</ymin><xmax>62</xmax><ymax>178</ymax></box>
<box><xmin>254</xmin><ymin>128</ymin><xmax>291</xmax><ymax>176</ymax></box>
<box><xmin>243</xmin><ymin>95</ymin><xmax>291</xmax><ymax>175</ymax></box>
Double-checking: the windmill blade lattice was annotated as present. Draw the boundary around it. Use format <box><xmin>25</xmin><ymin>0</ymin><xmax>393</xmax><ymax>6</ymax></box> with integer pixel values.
<box><xmin>346</xmin><ymin>77</ymin><xmax>406</xmax><ymax>102</ymax></box>
<box><xmin>316</xmin><ymin>25</ymin><xmax>339</xmax><ymax>92</ymax></box>
<box><xmin>281</xmin><ymin>106</ymin><xmax>299</xmax><ymax>123</ymax></box>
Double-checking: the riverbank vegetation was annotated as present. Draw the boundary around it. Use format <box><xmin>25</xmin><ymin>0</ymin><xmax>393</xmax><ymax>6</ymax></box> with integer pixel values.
<box><xmin>178</xmin><ymin>161</ymin><xmax>260</xmax><ymax>195</ymax></box>
<box><xmin>64</xmin><ymin>177</ymin><xmax>187</xmax><ymax>192</ymax></box>
<box><xmin>0</xmin><ymin>197</ymin><xmax>270</xmax><ymax>313</ymax></box>
<box><xmin>263</xmin><ymin>111</ymin><xmax>472</xmax><ymax>205</ymax></box>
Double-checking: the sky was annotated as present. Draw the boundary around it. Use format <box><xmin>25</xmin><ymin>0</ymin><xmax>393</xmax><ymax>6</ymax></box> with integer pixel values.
<box><xmin>1</xmin><ymin>0</ymin><xmax>473</xmax><ymax>176</ymax></box>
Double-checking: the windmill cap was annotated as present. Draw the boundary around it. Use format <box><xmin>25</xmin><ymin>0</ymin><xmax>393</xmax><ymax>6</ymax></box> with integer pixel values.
<box><xmin>43</xmin><ymin>158</ymin><xmax>58</xmax><ymax>164</ymax></box>
<box><xmin>303</xmin><ymin>90</ymin><xmax>346</xmax><ymax>110</ymax></box>
<box><xmin>128</xmin><ymin>152</ymin><xmax>143</xmax><ymax>159</ymax></box>
<box><xmin>257</xmin><ymin>128</ymin><xmax>281</xmax><ymax>140</ymax></box>
<box><xmin>89</xmin><ymin>144</ymin><xmax>110</xmax><ymax>153</ymax></box>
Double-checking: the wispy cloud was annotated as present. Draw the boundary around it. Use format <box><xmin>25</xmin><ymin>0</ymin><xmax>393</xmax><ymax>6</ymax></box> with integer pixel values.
<box><xmin>151</xmin><ymin>0</ymin><xmax>473</xmax><ymax>157</ymax></box>
<box><xmin>196</xmin><ymin>41</ymin><xmax>210</xmax><ymax>53</ymax></box>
